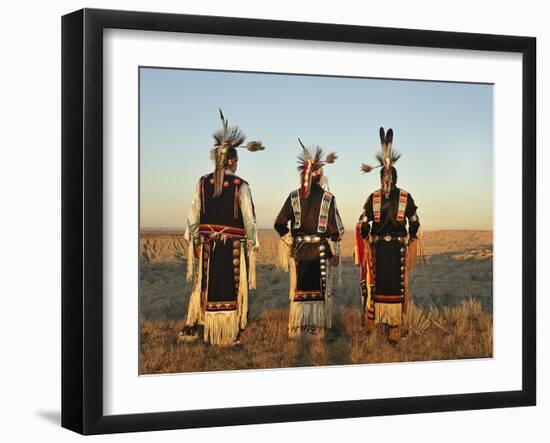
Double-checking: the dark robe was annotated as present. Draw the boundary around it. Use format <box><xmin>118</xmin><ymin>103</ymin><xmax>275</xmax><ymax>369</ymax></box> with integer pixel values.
<box><xmin>275</xmin><ymin>183</ymin><xmax>344</xmax><ymax>303</ymax></box>
<box><xmin>359</xmin><ymin>185</ymin><xmax>419</xmax><ymax>304</ymax></box>
<box><xmin>198</xmin><ymin>173</ymin><xmax>248</xmax><ymax>312</ymax></box>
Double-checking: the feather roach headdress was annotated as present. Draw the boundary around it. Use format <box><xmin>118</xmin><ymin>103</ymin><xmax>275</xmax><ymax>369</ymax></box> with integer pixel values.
<box><xmin>361</xmin><ymin>127</ymin><xmax>401</xmax><ymax>174</ymax></box>
<box><xmin>297</xmin><ymin>138</ymin><xmax>337</xmax><ymax>198</ymax></box>
<box><xmin>361</xmin><ymin>127</ymin><xmax>401</xmax><ymax>197</ymax></box>
<box><xmin>211</xmin><ymin>109</ymin><xmax>264</xmax><ymax>197</ymax></box>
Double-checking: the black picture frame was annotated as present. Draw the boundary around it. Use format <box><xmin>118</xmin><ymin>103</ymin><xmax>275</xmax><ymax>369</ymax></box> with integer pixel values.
<box><xmin>61</xmin><ymin>8</ymin><xmax>536</xmax><ymax>435</ymax></box>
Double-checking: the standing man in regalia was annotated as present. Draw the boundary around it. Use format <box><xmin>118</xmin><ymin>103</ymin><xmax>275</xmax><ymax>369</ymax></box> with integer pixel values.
<box><xmin>179</xmin><ymin>110</ymin><xmax>265</xmax><ymax>346</ymax></box>
<box><xmin>355</xmin><ymin>127</ymin><xmax>421</xmax><ymax>344</ymax></box>
<box><xmin>274</xmin><ymin>139</ymin><xmax>344</xmax><ymax>337</ymax></box>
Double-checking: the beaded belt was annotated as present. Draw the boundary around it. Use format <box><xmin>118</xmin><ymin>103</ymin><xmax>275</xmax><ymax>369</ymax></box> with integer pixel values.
<box><xmin>371</xmin><ymin>234</ymin><xmax>406</xmax><ymax>243</ymax></box>
<box><xmin>198</xmin><ymin>224</ymin><xmax>246</xmax><ymax>238</ymax></box>
<box><xmin>293</xmin><ymin>235</ymin><xmax>323</xmax><ymax>244</ymax></box>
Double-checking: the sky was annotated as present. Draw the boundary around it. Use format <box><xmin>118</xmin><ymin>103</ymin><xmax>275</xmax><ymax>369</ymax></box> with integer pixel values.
<box><xmin>140</xmin><ymin>67</ymin><xmax>493</xmax><ymax>231</ymax></box>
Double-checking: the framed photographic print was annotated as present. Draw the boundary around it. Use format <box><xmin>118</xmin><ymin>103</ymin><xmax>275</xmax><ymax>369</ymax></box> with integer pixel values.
<box><xmin>61</xmin><ymin>8</ymin><xmax>536</xmax><ymax>435</ymax></box>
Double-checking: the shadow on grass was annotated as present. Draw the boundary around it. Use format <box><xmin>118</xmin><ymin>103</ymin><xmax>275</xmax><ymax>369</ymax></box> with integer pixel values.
<box><xmin>288</xmin><ymin>307</ymin><xmax>352</xmax><ymax>368</ymax></box>
<box><xmin>324</xmin><ymin>308</ymin><xmax>352</xmax><ymax>366</ymax></box>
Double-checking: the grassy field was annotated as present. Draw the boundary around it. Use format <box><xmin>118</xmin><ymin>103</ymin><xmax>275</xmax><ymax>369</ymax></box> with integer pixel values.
<box><xmin>140</xmin><ymin>299</ymin><xmax>492</xmax><ymax>374</ymax></box>
<box><xmin>139</xmin><ymin>230</ymin><xmax>493</xmax><ymax>374</ymax></box>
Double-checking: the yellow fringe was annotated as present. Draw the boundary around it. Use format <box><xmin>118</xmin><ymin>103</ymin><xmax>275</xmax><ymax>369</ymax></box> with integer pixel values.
<box><xmin>185</xmin><ymin>245</ymin><xmax>204</xmax><ymax>326</ymax></box>
<box><xmin>375</xmin><ymin>302</ymin><xmax>403</xmax><ymax>326</ymax></box>
<box><xmin>278</xmin><ymin>234</ymin><xmax>292</xmax><ymax>271</ymax></box>
<box><xmin>186</xmin><ymin>287</ymin><xmax>202</xmax><ymax>326</ymax></box>
<box><xmin>186</xmin><ymin>240</ymin><xmax>194</xmax><ymax>282</ymax></box>
<box><xmin>288</xmin><ymin>300</ymin><xmax>326</xmax><ymax>337</ymax></box>
<box><xmin>204</xmin><ymin>311</ymin><xmax>239</xmax><ymax>345</ymax></box>
<box><xmin>325</xmin><ymin>296</ymin><xmax>333</xmax><ymax>330</ymax></box>
<box><xmin>248</xmin><ymin>248</ymin><xmax>256</xmax><ymax>289</ymax></box>
<box><xmin>237</xmin><ymin>245</ymin><xmax>248</xmax><ymax>330</ymax></box>
<box><xmin>289</xmin><ymin>257</ymin><xmax>297</xmax><ymax>301</ymax></box>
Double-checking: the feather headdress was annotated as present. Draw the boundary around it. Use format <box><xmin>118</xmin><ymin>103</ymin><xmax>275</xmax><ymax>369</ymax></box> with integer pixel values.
<box><xmin>211</xmin><ymin>109</ymin><xmax>265</xmax><ymax>197</ymax></box>
<box><xmin>361</xmin><ymin>127</ymin><xmax>401</xmax><ymax>198</ymax></box>
<box><xmin>361</xmin><ymin>127</ymin><xmax>401</xmax><ymax>174</ymax></box>
<box><xmin>297</xmin><ymin>138</ymin><xmax>337</xmax><ymax>198</ymax></box>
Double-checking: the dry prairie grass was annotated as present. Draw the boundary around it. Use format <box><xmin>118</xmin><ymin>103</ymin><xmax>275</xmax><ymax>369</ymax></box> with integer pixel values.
<box><xmin>139</xmin><ymin>230</ymin><xmax>493</xmax><ymax>374</ymax></box>
<box><xmin>140</xmin><ymin>298</ymin><xmax>492</xmax><ymax>375</ymax></box>
<box><xmin>140</xmin><ymin>230</ymin><xmax>494</xmax><ymax>319</ymax></box>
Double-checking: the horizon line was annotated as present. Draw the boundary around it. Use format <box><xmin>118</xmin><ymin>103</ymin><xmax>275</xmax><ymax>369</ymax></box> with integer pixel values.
<box><xmin>141</xmin><ymin>227</ymin><xmax>494</xmax><ymax>233</ymax></box>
